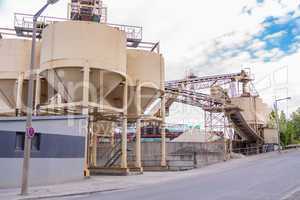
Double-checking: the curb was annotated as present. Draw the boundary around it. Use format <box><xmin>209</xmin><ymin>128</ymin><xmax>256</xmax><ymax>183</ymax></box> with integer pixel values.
<box><xmin>19</xmin><ymin>188</ymin><xmax>123</xmax><ymax>200</ymax></box>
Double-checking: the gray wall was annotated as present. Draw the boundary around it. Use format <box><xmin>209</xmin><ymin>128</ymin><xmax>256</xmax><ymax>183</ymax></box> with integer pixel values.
<box><xmin>0</xmin><ymin>115</ymin><xmax>87</xmax><ymax>189</ymax></box>
<box><xmin>140</xmin><ymin>141</ymin><xmax>226</xmax><ymax>169</ymax></box>
<box><xmin>97</xmin><ymin>141</ymin><xmax>226</xmax><ymax>170</ymax></box>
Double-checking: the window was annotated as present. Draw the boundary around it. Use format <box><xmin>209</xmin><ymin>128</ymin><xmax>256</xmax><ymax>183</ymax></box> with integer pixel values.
<box><xmin>31</xmin><ymin>133</ymin><xmax>41</xmax><ymax>151</ymax></box>
<box><xmin>15</xmin><ymin>132</ymin><xmax>25</xmax><ymax>151</ymax></box>
<box><xmin>15</xmin><ymin>132</ymin><xmax>41</xmax><ymax>151</ymax></box>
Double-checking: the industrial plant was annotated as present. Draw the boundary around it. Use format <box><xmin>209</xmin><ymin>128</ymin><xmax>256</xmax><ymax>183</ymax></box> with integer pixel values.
<box><xmin>0</xmin><ymin>0</ymin><xmax>278</xmax><ymax>189</ymax></box>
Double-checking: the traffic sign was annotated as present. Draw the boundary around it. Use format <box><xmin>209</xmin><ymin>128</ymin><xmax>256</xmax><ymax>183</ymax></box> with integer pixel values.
<box><xmin>26</xmin><ymin>127</ymin><xmax>35</xmax><ymax>139</ymax></box>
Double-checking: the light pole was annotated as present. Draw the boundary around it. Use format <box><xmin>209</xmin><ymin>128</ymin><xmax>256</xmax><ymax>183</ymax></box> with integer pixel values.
<box><xmin>274</xmin><ymin>97</ymin><xmax>291</xmax><ymax>152</ymax></box>
<box><xmin>21</xmin><ymin>0</ymin><xmax>59</xmax><ymax>195</ymax></box>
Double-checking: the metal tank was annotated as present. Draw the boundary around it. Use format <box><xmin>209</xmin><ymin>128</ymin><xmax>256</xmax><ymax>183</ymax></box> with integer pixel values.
<box><xmin>0</xmin><ymin>39</ymin><xmax>39</xmax><ymax>116</ymax></box>
<box><xmin>39</xmin><ymin>21</ymin><xmax>127</xmax><ymax>114</ymax></box>
<box><xmin>126</xmin><ymin>49</ymin><xmax>165</xmax><ymax>118</ymax></box>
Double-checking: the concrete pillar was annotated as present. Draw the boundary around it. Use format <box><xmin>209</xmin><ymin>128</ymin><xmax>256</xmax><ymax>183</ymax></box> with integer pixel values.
<box><xmin>82</xmin><ymin>66</ymin><xmax>90</xmax><ymax>176</ymax></box>
<box><xmin>82</xmin><ymin>66</ymin><xmax>90</xmax><ymax>114</ymax></box>
<box><xmin>160</xmin><ymin>94</ymin><xmax>167</xmax><ymax>167</ymax></box>
<box><xmin>99</xmin><ymin>70</ymin><xmax>104</xmax><ymax>112</ymax></box>
<box><xmin>34</xmin><ymin>74</ymin><xmax>41</xmax><ymax>116</ymax></box>
<box><xmin>135</xmin><ymin>80</ymin><xmax>142</xmax><ymax>168</ymax></box>
<box><xmin>121</xmin><ymin>79</ymin><xmax>128</xmax><ymax>169</ymax></box>
<box><xmin>48</xmin><ymin>70</ymin><xmax>55</xmax><ymax>113</ymax></box>
<box><xmin>16</xmin><ymin>72</ymin><xmax>24</xmax><ymax>116</ymax></box>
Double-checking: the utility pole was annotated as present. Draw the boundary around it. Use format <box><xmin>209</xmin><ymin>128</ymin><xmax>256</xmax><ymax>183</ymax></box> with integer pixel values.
<box><xmin>21</xmin><ymin>0</ymin><xmax>59</xmax><ymax>195</ymax></box>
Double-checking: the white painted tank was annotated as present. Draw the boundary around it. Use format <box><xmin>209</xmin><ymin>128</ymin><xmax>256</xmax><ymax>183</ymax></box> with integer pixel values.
<box><xmin>39</xmin><ymin>21</ymin><xmax>127</xmax><ymax>113</ymax></box>
<box><xmin>126</xmin><ymin>49</ymin><xmax>165</xmax><ymax>117</ymax></box>
<box><xmin>0</xmin><ymin>39</ymin><xmax>39</xmax><ymax>115</ymax></box>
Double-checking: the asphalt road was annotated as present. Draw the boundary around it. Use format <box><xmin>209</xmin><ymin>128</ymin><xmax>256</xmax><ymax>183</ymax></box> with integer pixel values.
<box><xmin>70</xmin><ymin>150</ymin><xmax>300</xmax><ymax>200</ymax></box>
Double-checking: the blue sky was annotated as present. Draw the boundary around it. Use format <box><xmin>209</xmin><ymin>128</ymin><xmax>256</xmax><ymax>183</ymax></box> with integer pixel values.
<box><xmin>0</xmin><ymin>0</ymin><xmax>299</xmax><ymax>124</ymax></box>
<box><xmin>199</xmin><ymin>10</ymin><xmax>300</xmax><ymax>64</ymax></box>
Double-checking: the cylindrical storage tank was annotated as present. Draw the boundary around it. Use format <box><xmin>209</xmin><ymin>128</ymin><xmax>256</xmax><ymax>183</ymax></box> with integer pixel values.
<box><xmin>231</xmin><ymin>97</ymin><xmax>270</xmax><ymax>126</ymax></box>
<box><xmin>0</xmin><ymin>39</ymin><xmax>39</xmax><ymax>116</ymax></box>
<box><xmin>126</xmin><ymin>49</ymin><xmax>165</xmax><ymax>118</ymax></box>
<box><xmin>39</xmin><ymin>21</ymin><xmax>127</xmax><ymax>113</ymax></box>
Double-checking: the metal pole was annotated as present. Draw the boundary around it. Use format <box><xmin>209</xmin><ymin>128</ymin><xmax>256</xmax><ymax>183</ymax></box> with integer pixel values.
<box><xmin>20</xmin><ymin>17</ymin><xmax>37</xmax><ymax>196</ymax></box>
<box><xmin>21</xmin><ymin>2</ymin><xmax>55</xmax><ymax>195</ymax></box>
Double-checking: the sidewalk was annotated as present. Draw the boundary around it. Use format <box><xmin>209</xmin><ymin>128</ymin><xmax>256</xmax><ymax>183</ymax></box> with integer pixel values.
<box><xmin>0</xmin><ymin>170</ymin><xmax>195</xmax><ymax>200</ymax></box>
<box><xmin>0</xmin><ymin>150</ymin><xmax>294</xmax><ymax>200</ymax></box>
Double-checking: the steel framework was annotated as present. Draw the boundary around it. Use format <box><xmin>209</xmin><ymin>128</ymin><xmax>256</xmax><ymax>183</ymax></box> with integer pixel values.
<box><xmin>165</xmin><ymin>71</ymin><xmax>251</xmax><ymax>90</ymax></box>
<box><xmin>164</xmin><ymin>70</ymin><xmax>260</xmax><ymax>141</ymax></box>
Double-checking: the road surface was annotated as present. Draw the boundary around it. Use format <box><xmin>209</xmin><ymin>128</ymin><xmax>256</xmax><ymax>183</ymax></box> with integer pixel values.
<box><xmin>69</xmin><ymin>150</ymin><xmax>300</xmax><ymax>200</ymax></box>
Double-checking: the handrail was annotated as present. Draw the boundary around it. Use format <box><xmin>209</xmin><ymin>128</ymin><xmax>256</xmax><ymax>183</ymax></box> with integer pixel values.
<box><xmin>13</xmin><ymin>12</ymin><xmax>143</xmax><ymax>43</ymax></box>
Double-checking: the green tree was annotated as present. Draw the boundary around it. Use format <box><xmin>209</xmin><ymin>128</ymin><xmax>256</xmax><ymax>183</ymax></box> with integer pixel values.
<box><xmin>275</xmin><ymin>110</ymin><xmax>299</xmax><ymax>146</ymax></box>
<box><xmin>279</xmin><ymin>111</ymin><xmax>288</xmax><ymax>146</ymax></box>
<box><xmin>291</xmin><ymin>108</ymin><xmax>300</xmax><ymax>139</ymax></box>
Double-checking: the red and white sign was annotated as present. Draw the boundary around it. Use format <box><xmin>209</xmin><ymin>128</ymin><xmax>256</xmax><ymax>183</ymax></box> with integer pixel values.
<box><xmin>26</xmin><ymin>127</ymin><xmax>35</xmax><ymax>139</ymax></box>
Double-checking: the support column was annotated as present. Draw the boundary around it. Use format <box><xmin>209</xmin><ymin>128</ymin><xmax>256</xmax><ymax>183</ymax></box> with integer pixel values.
<box><xmin>48</xmin><ymin>70</ymin><xmax>55</xmax><ymax>113</ymax></box>
<box><xmin>16</xmin><ymin>72</ymin><xmax>24</xmax><ymax>116</ymax></box>
<box><xmin>34</xmin><ymin>74</ymin><xmax>41</xmax><ymax>116</ymax></box>
<box><xmin>99</xmin><ymin>70</ymin><xmax>104</xmax><ymax>112</ymax></box>
<box><xmin>135</xmin><ymin>80</ymin><xmax>142</xmax><ymax>169</ymax></box>
<box><xmin>160</xmin><ymin>94</ymin><xmax>167</xmax><ymax>167</ymax></box>
<box><xmin>121</xmin><ymin>79</ymin><xmax>128</xmax><ymax>169</ymax></box>
<box><xmin>82</xmin><ymin>66</ymin><xmax>90</xmax><ymax>176</ymax></box>
<box><xmin>82</xmin><ymin>66</ymin><xmax>90</xmax><ymax>114</ymax></box>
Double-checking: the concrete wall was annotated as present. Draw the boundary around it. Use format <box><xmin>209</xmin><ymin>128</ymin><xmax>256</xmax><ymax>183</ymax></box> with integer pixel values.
<box><xmin>0</xmin><ymin>115</ymin><xmax>87</xmax><ymax>189</ymax></box>
<box><xmin>95</xmin><ymin>141</ymin><xmax>225</xmax><ymax>170</ymax></box>
<box><xmin>264</xmin><ymin>128</ymin><xmax>278</xmax><ymax>144</ymax></box>
<box><xmin>139</xmin><ymin>142</ymin><xmax>225</xmax><ymax>169</ymax></box>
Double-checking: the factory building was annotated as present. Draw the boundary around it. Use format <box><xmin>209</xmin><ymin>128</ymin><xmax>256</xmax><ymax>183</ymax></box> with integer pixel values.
<box><xmin>0</xmin><ymin>0</ymin><xmax>166</xmax><ymax>187</ymax></box>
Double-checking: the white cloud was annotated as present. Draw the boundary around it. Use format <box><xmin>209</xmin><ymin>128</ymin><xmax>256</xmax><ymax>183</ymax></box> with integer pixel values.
<box><xmin>264</xmin><ymin>30</ymin><xmax>286</xmax><ymax>40</ymax></box>
<box><xmin>249</xmin><ymin>39</ymin><xmax>266</xmax><ymax>50</ymax></box>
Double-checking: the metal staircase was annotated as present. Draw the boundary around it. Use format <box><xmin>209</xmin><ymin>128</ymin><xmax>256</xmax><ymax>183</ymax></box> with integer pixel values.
<box><xmin>102</xmin><ymin>139</ymin><xmax>133</xmax><ymax>168</ymax></box>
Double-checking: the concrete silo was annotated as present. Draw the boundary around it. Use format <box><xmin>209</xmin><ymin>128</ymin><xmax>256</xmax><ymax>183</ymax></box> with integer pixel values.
<box><xmin>126</xmin><ymin>49</ymin><xmax>166</xmax><ymax>169</ymax></box>
<box><xmin>38</xmin><ymin>21</ymin><xmax>127</xmax><ymax>115</ymax></box>
<box><xmin>0</xmin><ymin>39</ymin><xmax>40</xmax><ymax>116</ymax></box>
<box><xmin>38</xmin><ymin>20</ymin><xmax>129</xmax><ymax>175</ymax></box>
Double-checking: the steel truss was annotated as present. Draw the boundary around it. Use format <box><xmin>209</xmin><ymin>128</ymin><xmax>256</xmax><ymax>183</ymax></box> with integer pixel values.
<box><xmin>165</xmin><ymin>71</ymin><xmax>250</xmax><ymax>90</ymax></box>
